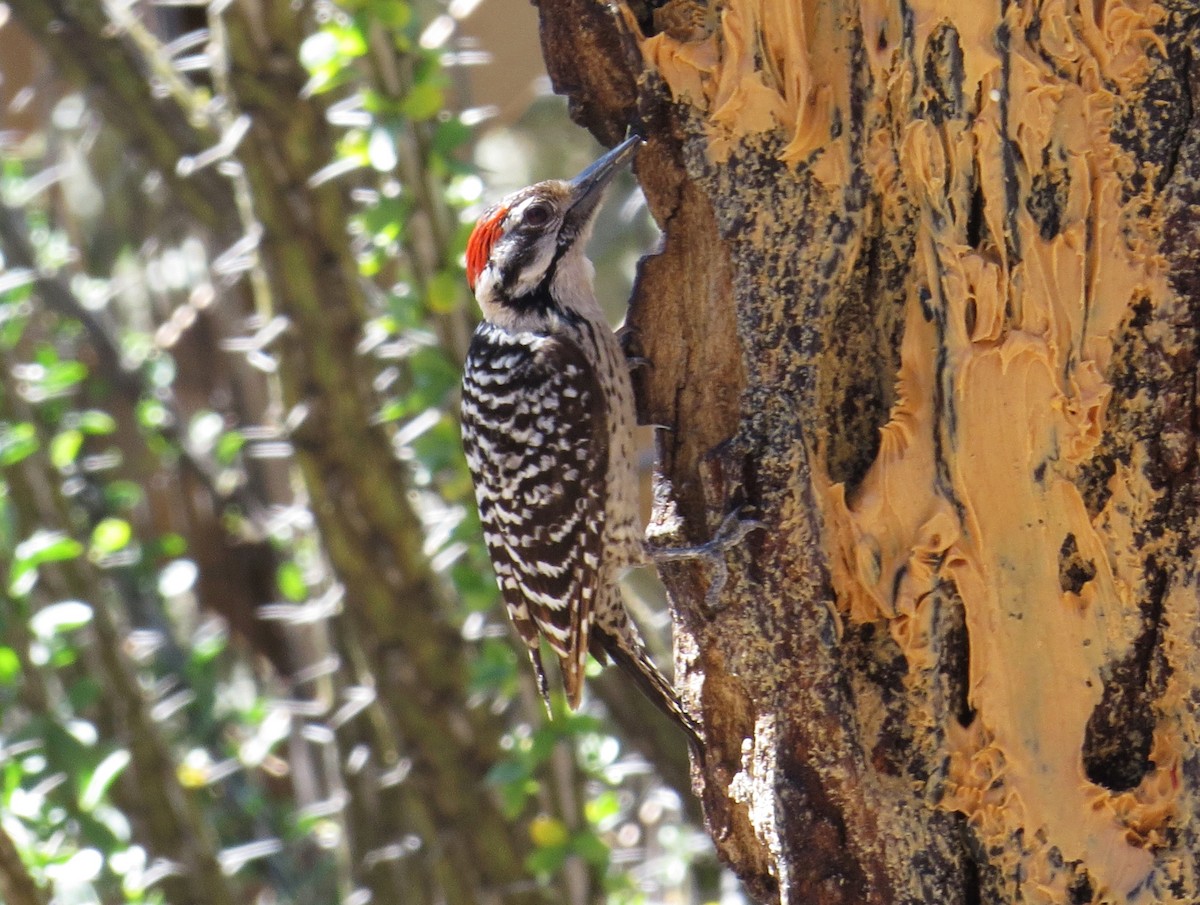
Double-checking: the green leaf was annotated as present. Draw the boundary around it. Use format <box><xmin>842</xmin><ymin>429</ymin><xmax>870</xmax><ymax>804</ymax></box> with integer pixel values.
<box><xmin>524</xmin><ymin>844</ymin><xmax>568</xmax><ymax>878</ymax></box>
<box><xmin>0</xmin><ymin>305</ymin><xmax>29</xmax><ymax>348</ymax></box>
<box><xmin>0</xmin><ymin>422</ymin><xmax>38</xmax><ymax>466</ymax></box>
<box><xmin>373</xmin><ymin>0</ymin><xmax>411</xmax><ymax>28</ymax></box>
<box><xmin>410</xmin><ymin>417</ymin><xmax>463</xmax><ymax>473</ymax></box>
<box><xmin>104</xmin><ymin>480</ymin><xmax>143</xmax><ymax>510</ymax></box>
<box><xmin>360</xmin><ymin>196</ymin><xmax>405</xmax><ymax>238</ymax></box>
<box><xmin>468</xmin><ymin>638</ymin><xmax>516</xmax><ymax>695</ymax></box>
<box><xmin>486</xmin><ymin>758</ymin><xmax>529</xmax><ymax>788</ymax></box>
<box><xmin>334</xmin><ymin>24</ymin><xmax>369</xmax><ymax>57</ymax></box>
<box><xmin>80</xmin><ymin>749</ymin><xmax>131</xmax><ymax>812</ymax></box>
<box><xmin>50</xmin><ymin>646</ymin><xmax>79</xmax><ymax>669</ymax></box>
<box><xmin>385</xmin><ymin>282</ymin><xmax>423</xmax><ymax>329</ymax></box>
<box><xmin>277</xmin><ymin>561</ymin><xmax>307</xmax><ymax>602</ymax></box>
<box><xmin>91</xmin><ymin>518</ymin><xmax>132</xmax><ymax>554</ymax></box>
<box><xmin>454</xmin><ymin>558</ymin><xmax>501</xmax><ymax>611</ymax></box>
<box><xmin>528</xmin><ymin>725</ymin><xmax>559</xmax><ymax>767</ymax></box>
<box><xmin>0</xmin><ymin>647</ymin><xmax>20</xmax><ymax>685</ymax></box>
<box><xmin>413</xmin><ymin>53</ymin><xmax>442</xmax><ymax>85</ymax></box>
<box><xmin>215</xmin><ymin>430</ymin><xmax>245</xmax><ymax>465</ymax></box>
<box><xmin>11</xmin><ymin>531</ymin><xmax>84</xmax><ymax>595</ymax></box>
<box><xmin>50</xmin><ymin>429</ymin><xmax>83</xmax><ymax>469</ymax></box>
<box><xmin>584</xmin><ymin>790</ymin><xmax>621</xmax><ymax>825</ymax></box>
<box><xmin>136</xmin><ymin>399</ymin><xmax>169</xmax><ymax>429</ymax></box>
<box><xmin>571</xmin><ymin>830</ymin><xmax>610</xmax><ymax>869</ymax></box>
<box><xmin>375</xmin><ymin>399</ymin><xmax>407</xmax><ymax>424</ymax></box>
<box><xmin>68</xmin><ymin>676</ymin><xmax>102</xmax><ymax>711</ymax></box>
<box><xmin>191</xmin><ymin>622</ymin><xmax>226</xmax><ymax>663</ymax></box>
<box><xmin>409</xmin><ymin>346</ymin><xmax>460</xmax><ymax>406</ymax></box>
<box><xmin>158</xmin><ymin>533</ymin><xmax>187</xmax><ymax>558</ymax></box>
<box><xmin>426</xmin><ymin>270</ymin><xmax>461</xmax><ymax>314</ymax></box>
<box><xmin>30</xmin><ymin>600</ymin><xmax>93</xmax><ymax>638</ymax></box>
<box><xmin>401</xmin><ymin>83</ymin><xmax>444</xmax><ymax>121</ymax></box>
<box><xmin>338</xmin><ymin>129</ymin><xmax>370</xmax><ymax>165</ymax></box>
<box><xmin>529</xmin><ymin>815</ymin><xmax>568</xmax><ymax>848</ymax></box>
<box><xmin>76</xmin><ymin>410</ymin><xmax>117</xmax><ymax>435</ymax></box>
<box><xmin>37</xmin><ymin>359</ymin><xmax>88</xmax><ymax>395</ymax></box>
<box><xmin>14</xmin><ymin>530</ymin><xmax>84</xmax><ymax>567</ymax></box>
<box><xmin>303</xmin><ymin>66</ymin><xmax>354</xmax><ymax>97</ymax></box>
<box><xmin>433</xmin><ymin>117</ymin><xmax>472</xmax><ymax>155</ymax></box>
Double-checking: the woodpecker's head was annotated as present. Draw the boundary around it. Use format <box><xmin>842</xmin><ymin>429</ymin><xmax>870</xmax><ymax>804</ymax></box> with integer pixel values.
<box><xmin>466</xmin><ymin>135</ymin><xmax>641</xmax><ymax>330</ymax></box>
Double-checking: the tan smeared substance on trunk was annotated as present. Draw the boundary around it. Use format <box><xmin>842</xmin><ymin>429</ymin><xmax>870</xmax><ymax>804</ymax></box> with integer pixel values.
<box><xmin>626</xmin><ymin>0</ymin><xmax>1181</xmax><ymax>899</ymax></box>
<box><xmin>829</xmin><ymin>5</ymin><xmax>1175</xmax><ymax>898</ymax></box>
<box><xmin>634</xmin><ymin>0</ymin><xmax>843</xmax><ymax>166</ymax></box>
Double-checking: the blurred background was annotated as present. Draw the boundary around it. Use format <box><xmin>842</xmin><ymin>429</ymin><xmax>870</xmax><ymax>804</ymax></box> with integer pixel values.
<box><xmin>0</xmin><ymin>2</ymin><xmax>738</xmax><ymax>904</ymax></box>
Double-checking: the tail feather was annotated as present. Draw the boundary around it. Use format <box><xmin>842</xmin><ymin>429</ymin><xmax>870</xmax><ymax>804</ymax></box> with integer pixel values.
<box><xmin>528</xmin><ymin>646</ymin><xmax>553</xmax><ymax>717</ymax></box>
<box><xmin>594</xmin><ymin>626</ymin><xmax>702</xmax><ymax>747</ymax></box>
<box><xmin>558</xmin><ymin>644</ymin><xmax>587</xmax><ymax>710</ymax></box>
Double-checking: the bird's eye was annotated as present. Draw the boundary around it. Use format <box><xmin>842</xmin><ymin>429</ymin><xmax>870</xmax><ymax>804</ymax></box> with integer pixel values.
<box><xmin>523</xmin><ymin>203</ymin><xmax>551</xmax><ymax>227</ymax></box>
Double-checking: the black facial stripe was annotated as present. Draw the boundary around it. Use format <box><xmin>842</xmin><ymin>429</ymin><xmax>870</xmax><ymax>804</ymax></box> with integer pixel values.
<box><xmin>543</xmin><ymin>237</ymin><xmax>577</xmax><ymax>289</ymax></box>
<box><xmin>493</xmin><ymin>226</ymin><xmax>574</xmax><ymax>319</ymax></box>
<box><xmin>498</xmin><ymin>237</ymin><xmax>541</xmax><ymax>293</ymax></box>
<box><xmin>555</xmin><ymin>221</ymin><xmax>579</xmax><ymax>253</ymax></box>
<box><xmin>505</xmin><ymin>281</ymin><xmax>557</xmax><ymax>316</ymax></box>
<box><xmin>493</xmin><ymin>261</ymin><xmax>582</xmax><ymax>328</ymax></box>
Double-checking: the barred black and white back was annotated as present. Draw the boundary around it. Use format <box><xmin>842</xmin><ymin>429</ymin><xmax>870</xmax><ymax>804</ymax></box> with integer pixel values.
<box><xmin>461</xmin><ymin>322</ymin><xmax>609</xmax><ymax>705</ymax></box>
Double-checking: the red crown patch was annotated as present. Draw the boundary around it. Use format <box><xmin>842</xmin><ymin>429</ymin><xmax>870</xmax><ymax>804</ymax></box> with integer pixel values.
<box><xmin>466</xmin><ymin>206</ymin><xmax>508</xmax><ymax>291</ymax></box>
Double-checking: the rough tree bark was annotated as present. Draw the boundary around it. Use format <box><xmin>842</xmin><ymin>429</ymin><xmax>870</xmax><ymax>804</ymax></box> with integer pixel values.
<box><xmin>538</xmin><ymin>1</ymin><xmax>1200</xmax><ymax>902</ymax></box>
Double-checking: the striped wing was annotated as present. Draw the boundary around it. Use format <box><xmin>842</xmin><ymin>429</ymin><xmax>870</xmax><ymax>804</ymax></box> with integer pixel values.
<box><xmin>461</xmin><ymin>323</ymin><xmax>609</xmax><ymax>706</ymax></box>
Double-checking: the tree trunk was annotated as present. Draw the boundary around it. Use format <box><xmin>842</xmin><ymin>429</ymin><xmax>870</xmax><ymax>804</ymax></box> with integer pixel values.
<box><xmin>537</xmin><ymin>1</ymin><xmax>1200</xmax><ymax>902</ymax></box>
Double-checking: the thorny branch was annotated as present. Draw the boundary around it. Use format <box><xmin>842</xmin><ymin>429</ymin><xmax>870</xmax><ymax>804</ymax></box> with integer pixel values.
<box><xmin>0</xmin><ymin>203</ymin><xmax>262</xmax><ymax>527</ymax></box>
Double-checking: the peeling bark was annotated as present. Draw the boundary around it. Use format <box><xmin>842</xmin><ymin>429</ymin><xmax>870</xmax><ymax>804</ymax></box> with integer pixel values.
<box><xmin>538</xmin><ymin>1</ymin><xmax>1200</xmax><ymax>902</ymax></box>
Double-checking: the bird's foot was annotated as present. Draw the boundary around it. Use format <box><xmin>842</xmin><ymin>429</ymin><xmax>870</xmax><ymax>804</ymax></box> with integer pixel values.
<box><xmin>617</xmin><ymin>324</ymin><xmax>652</xmax><ymax>372</ymax></box>
<box><xmin>648</xmin><ymin>508</ymin><xmax>764</xmax><ymax>611</ymax></box>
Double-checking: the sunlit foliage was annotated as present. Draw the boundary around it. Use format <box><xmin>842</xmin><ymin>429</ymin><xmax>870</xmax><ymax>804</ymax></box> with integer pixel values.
<box><xmin>0</xmin><ymin>2</ymin><xmax>717</xmax><ymax>903</ymax></box>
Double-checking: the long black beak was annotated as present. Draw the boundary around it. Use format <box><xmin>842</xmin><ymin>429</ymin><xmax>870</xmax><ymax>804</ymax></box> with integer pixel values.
<box><xmin>561</xmin><ymin>134</ymin><xmax>642</xmax><ymax>239</ymax></box>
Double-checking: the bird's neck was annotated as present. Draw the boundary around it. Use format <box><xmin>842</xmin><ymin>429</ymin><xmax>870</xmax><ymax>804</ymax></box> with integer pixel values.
<box><xmin>480</xmin><ymin>251</ymin><xmax>606</xmax><ymax>336</ymax></box>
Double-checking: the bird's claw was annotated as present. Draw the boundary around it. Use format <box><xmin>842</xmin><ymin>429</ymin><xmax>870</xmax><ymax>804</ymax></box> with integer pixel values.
<box><xmin>617</xmin><ymin>324</ymin><xmax>652</xmax><ymax>371</ymax></box>
<box><xmin>712</xmin><ymin>507</ymin><xmax>764</xmax><ymax>548</ymax></box>
<box><xmin>649</xmin><ymin>507</ymin><xmax>764</xmax><ymax>613</ymax></box>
